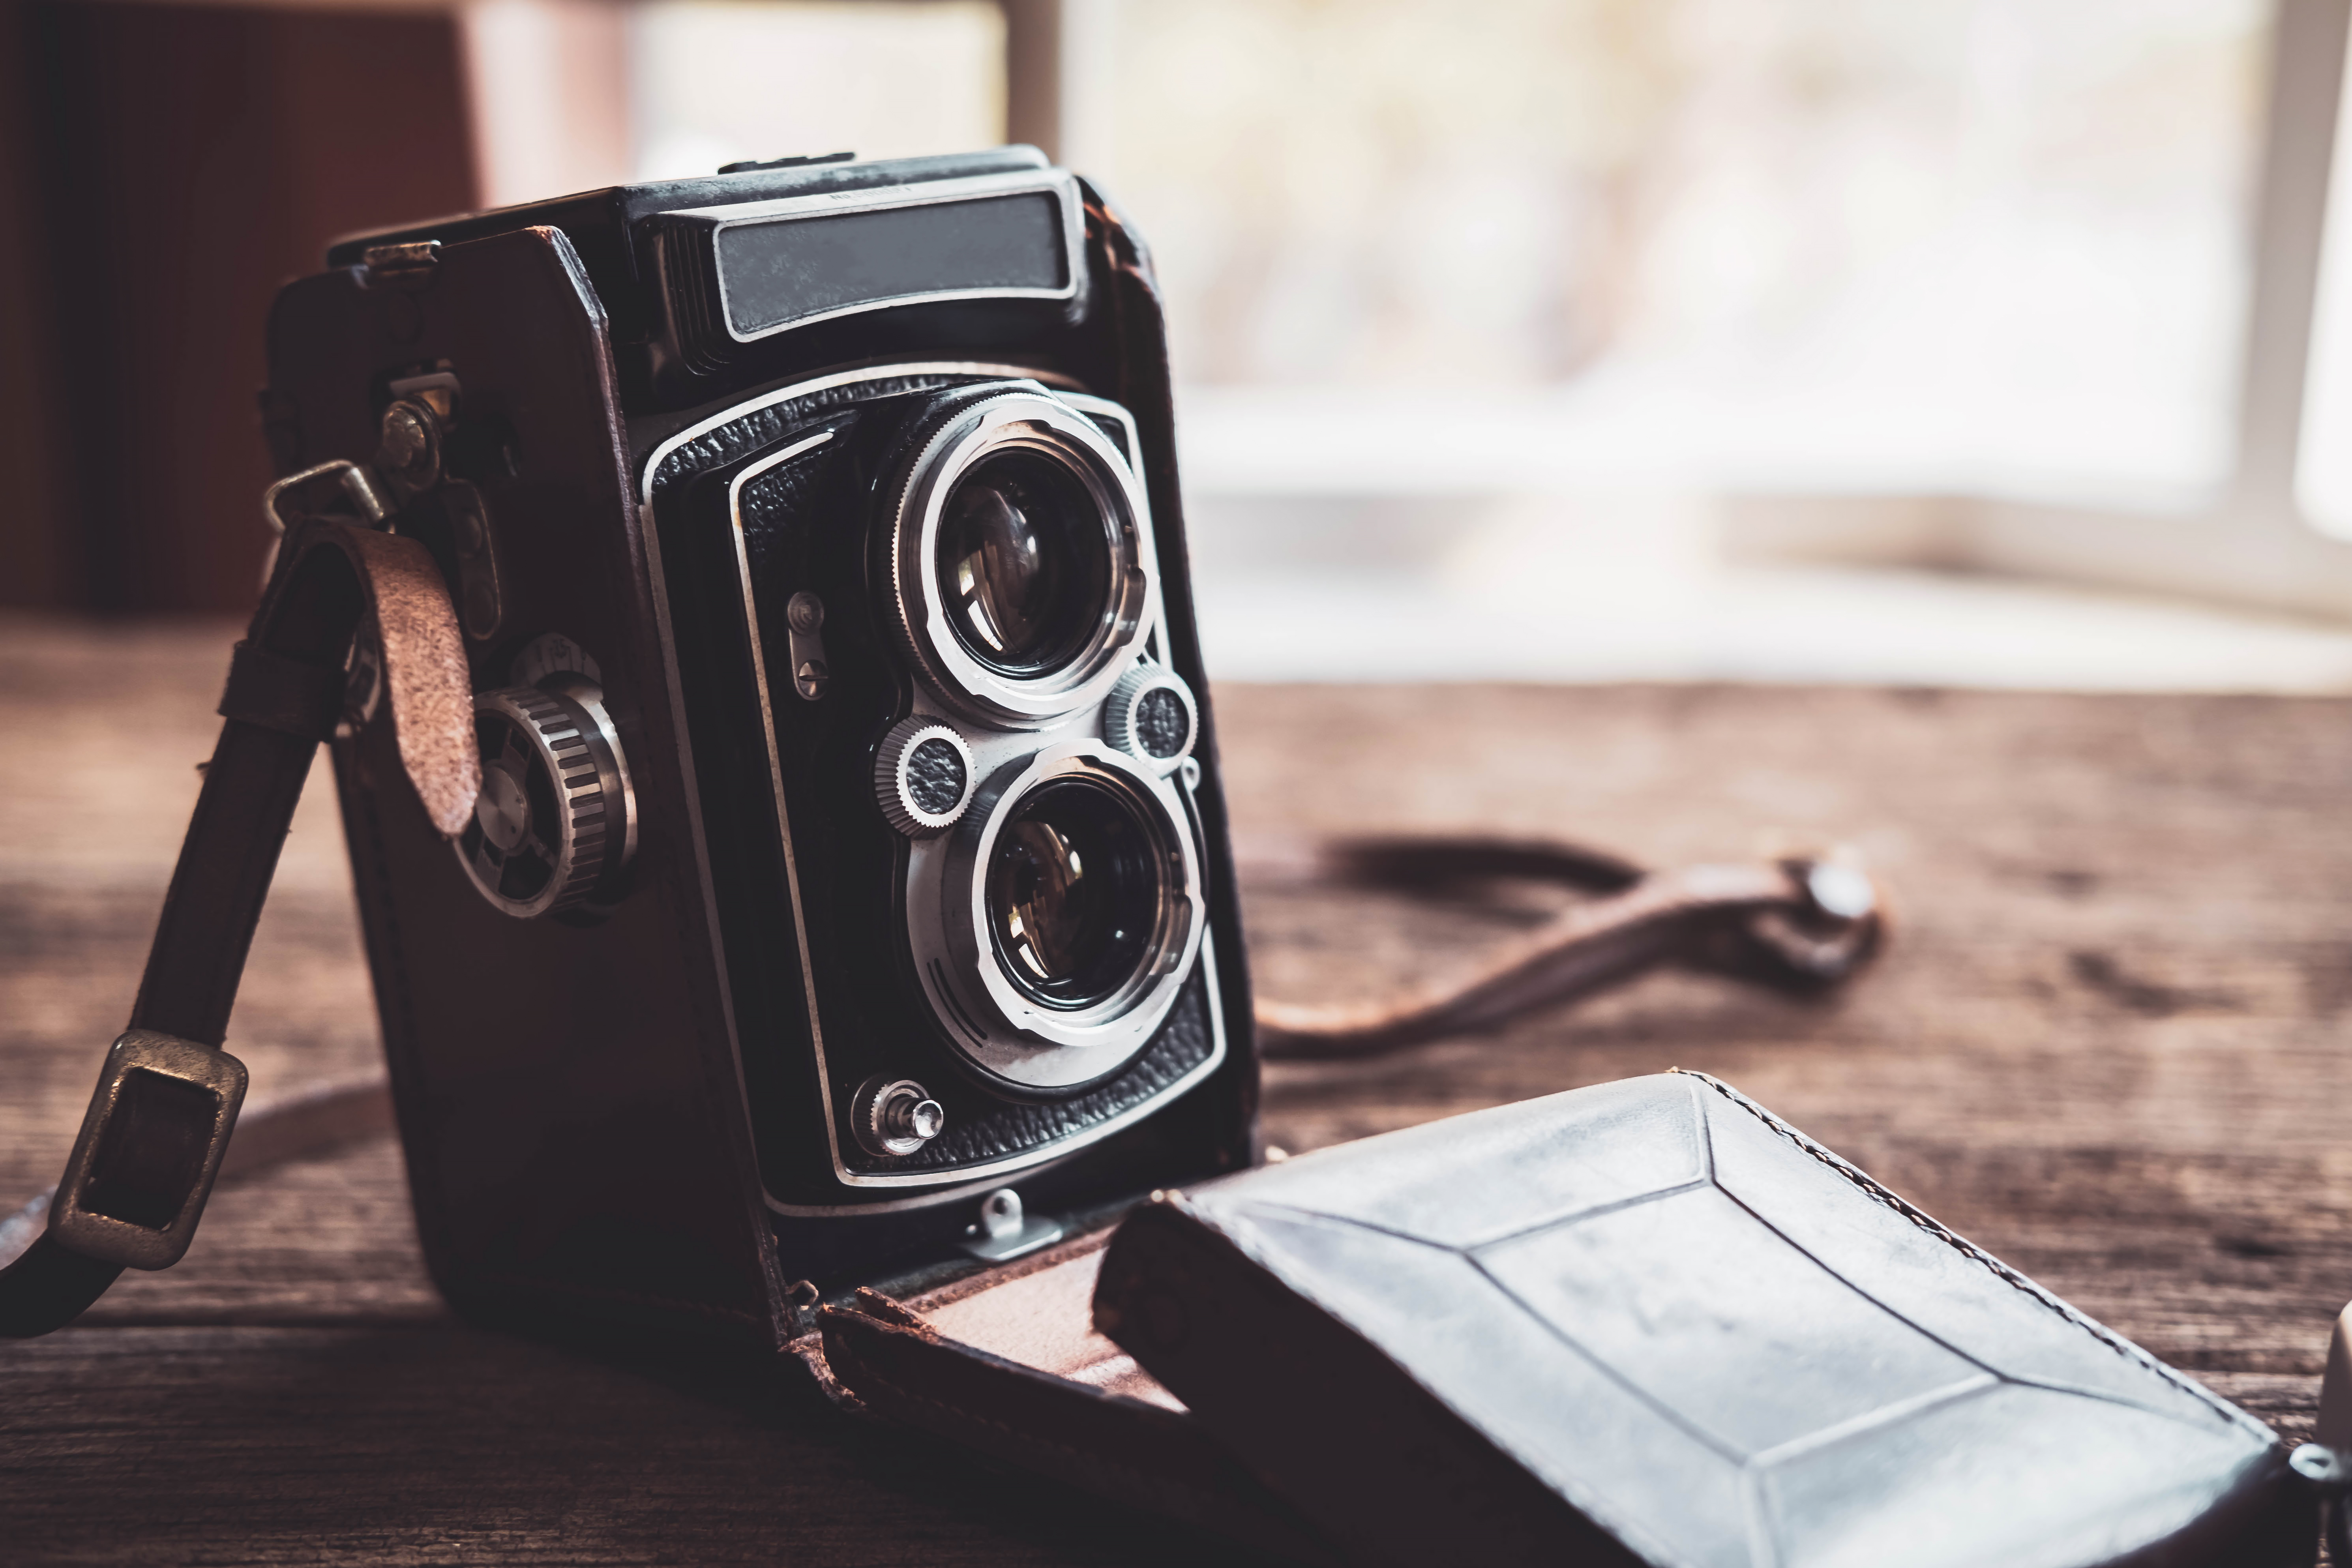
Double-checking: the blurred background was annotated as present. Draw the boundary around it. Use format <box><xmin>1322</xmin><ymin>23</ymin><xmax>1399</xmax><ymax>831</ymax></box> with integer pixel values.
<box><xmin>12</xmin><ymin>0</ymin><xmax>2352</xmax><ymax>688</ymax></box>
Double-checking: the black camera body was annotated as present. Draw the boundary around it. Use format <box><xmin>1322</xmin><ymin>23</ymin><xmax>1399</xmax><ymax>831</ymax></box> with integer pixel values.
<box><xmin>265</xmin><ymin>147</ymin><xmax>1257</xmax><ymax>1345</ymax></box>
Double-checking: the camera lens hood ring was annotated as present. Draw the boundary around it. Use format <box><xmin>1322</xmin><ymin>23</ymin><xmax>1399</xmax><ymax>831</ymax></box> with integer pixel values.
<box><xmin>913</xmin><ymin>741</ymin><xmax>1206</xmax><ymax>1092</ymax></box>
<box><xmin>886</xmin><ymin>388</ymin><xmax>1158</xmax><ymax>728</ymax></box>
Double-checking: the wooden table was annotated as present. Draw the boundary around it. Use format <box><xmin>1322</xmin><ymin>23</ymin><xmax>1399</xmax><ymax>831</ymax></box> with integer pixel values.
<box><xmin>6</xmin><ymin>617</ymin><xmax>2351</xmax><ymax>1563</ymax></box>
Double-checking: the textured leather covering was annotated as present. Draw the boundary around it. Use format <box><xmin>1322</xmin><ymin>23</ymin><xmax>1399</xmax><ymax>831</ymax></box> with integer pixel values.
<box><xmin>1094</xmin><ymin>1073</ymin><xmax>2314</xmax><ymax>1568</ymax></box>
<box><xmin>328</xmin><ymin>525</ymin><xmax>478</xmax><ymax>838</ymax></box>
<box><xmin>897</xmin><ymin>977</ymin><xmax>1216</xmax><ymax>1171</ymax></box>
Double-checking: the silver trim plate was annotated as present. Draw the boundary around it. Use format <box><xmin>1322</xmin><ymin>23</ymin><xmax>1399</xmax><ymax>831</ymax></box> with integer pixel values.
<box><xmin>637</xmin><ymin>363</ymin><xmax>1225</xmax><ymax>1205</ymax></box>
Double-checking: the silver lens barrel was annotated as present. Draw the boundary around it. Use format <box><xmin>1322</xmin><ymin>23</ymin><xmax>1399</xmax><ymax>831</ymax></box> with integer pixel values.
<box><xmin>903</xmin><ymin>742</ymin><xmax>1205</xmax><ymax>1092</ymax></box>
<box><xmin>885</xmin><ymin>389</ymin><xmax>1158</xmax><ymax>727</ymax></box>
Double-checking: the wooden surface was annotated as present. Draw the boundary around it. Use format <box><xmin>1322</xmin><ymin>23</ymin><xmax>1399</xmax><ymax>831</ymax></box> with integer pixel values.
<box><xmin>6</xmin><ymin>616</ymin><xmax>2352</xmax><ymax>1561</ymax></box>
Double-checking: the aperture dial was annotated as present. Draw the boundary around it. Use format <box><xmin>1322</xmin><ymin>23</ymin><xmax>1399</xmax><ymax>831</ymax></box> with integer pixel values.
<box><xmin>455</xmin><ymin>680</ymin><xmax>635</xmax><ymax>919</ymax></box>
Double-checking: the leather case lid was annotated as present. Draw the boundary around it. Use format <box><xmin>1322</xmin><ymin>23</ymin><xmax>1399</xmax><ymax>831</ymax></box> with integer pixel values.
<box><xmin>1094</xmin><ymin>1073</ymin><xmax>2314</xmax><ymax>1568</ymax></box>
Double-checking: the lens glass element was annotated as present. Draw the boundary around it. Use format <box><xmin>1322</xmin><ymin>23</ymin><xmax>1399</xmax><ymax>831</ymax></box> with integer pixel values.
<box><xmin>986</xmin><ymin>778</ymin><xmax>1165</xmax><ymax>1009</ymax></box>
<box><xmin>935</xmin><ymin>450</ymin><xmax>1111</xmax><ymax>675</ymax></box>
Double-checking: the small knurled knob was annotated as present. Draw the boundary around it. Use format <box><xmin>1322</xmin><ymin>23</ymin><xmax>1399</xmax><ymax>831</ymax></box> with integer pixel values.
<box><xmin>874</xmin><ymin>718</ymin><xmax>977</xmax><ymax>837</ymax></box>
<box><xmin>1104</xmin><ymin>665</ymin><xmax>1198</xmax><ymax>776</ymax></box>
<box><xmin>852</xmin><ymin>1077</ymin><xmax>946</xmax><ymax>1158</ymax></box>
<box><xmin>455</xmin><ymin>682</ymin><xmax>632</xmax><ymax>919</ymax></box>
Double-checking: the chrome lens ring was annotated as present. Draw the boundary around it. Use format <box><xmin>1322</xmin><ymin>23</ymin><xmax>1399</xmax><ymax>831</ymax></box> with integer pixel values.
<box><xmin>888</xmin><ymin>390</ymin><xmax>1157</xmax><ymax>726</ymax></box>
<box><xmin>915</xmin><ymin>742</ymin><xmax>1205</xmax><ymax>1091</ymax></box>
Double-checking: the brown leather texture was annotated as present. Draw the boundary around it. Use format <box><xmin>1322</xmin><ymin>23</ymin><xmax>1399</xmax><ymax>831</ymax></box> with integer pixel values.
<box><xmin>334</xmin><ymin>525</ymin><xmax>478</xmax><ymax>837</ymax></box>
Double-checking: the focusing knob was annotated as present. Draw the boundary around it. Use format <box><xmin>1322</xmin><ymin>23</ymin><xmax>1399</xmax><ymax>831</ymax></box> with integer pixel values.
<box><xmin>1104</xmin><ymin>665</ymin><xmax>1198</xmax><ymax>776</ymax></box>
<box><xmin>455</xmin><ymin>681</ymin><xmax>634</xmax><ymax>919</ymax></box>
<box><xmin>875</xmin><ymin>718</ymin><xmax>977</xmax><ymax>837</ymax></box>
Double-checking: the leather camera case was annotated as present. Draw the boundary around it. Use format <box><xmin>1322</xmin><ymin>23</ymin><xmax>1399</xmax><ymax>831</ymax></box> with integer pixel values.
<box><xmin>828</xmin><ymin>1074</ymin><xmax>2316</xmax><ymax>1567</ymax></box>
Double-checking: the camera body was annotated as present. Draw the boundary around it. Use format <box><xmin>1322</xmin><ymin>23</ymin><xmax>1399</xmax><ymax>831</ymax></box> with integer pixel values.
<box><xmin>264</xmin><ymin>147</ymin><xmax>1257</xmax><ymax>1346</ymax></box>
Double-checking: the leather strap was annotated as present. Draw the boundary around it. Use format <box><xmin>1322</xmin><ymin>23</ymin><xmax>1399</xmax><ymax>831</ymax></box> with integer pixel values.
<box><xmin>217</xmin><ymin>641</ymin><xmax>348</xmax><ymax>742</ymax></box>
<box><xmin>1245</xmin><ymin>834</ymin><xmax>1882</xmax><ymax>1057</ymax></box>
<box><xmin>0</xmin><ymin>519</ymin><xmax>474</xmax><ymax>1338</ymax></box>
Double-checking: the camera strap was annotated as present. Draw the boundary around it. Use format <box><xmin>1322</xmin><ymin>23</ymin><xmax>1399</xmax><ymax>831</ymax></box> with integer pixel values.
<box><xmin>0</xmin><ymin>517</ymin><xmax>474</xmax><ymax>1336</ymax></box>
<box><xmin>1243</xmin><ymin>833</ymin><xmax>1880</xmax><ymax>1057</ymax></box>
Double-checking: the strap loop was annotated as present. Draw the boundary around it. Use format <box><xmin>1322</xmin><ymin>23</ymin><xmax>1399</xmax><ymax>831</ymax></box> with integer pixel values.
<box><xmin>218</xmin><ymin>640</ymin><xmax>345</xmax><ymax>742</ymax></box>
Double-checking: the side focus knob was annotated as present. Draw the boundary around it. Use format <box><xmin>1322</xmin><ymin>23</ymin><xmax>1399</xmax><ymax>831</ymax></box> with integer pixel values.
<box><xmin>456</xmin><ymin>680</ymin><xmax>635</xmax><ymax>919</ymax></box>
<box><xmin>1104</xmin><ymin>665</ymin><xmax>1198</xmax><ymax>776</ymax></box>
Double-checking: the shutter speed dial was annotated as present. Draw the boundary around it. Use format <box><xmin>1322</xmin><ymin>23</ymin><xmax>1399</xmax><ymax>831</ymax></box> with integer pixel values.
<box><xmin>456</xmin><ymin>679</ymin><xmax>635</xmax><ymax>920</ymax></box>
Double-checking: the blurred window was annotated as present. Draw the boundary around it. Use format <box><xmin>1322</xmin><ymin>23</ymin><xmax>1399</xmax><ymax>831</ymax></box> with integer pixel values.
<box><xmin>631</xmin><ymin>1</ymin><xmax>1005</xmax><ymax>180</ymax></box>
<box><xmin>1098</xmin><ymin>0</ymin><xmax>2268</xmax><ymax>508</ymax></box>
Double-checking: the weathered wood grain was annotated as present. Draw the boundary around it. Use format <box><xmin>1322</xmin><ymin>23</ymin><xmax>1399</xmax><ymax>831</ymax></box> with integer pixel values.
<box><xmin>6</xmin><ymin>618</ymin><xmax>2352</xmax><ymax>1561</ymax></box>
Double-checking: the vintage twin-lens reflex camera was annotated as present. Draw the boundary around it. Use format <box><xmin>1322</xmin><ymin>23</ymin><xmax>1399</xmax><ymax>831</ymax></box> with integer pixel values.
<box><xmin>261</xmin><ymin>146</ymin><xmax>1254</xmax><ymax>1332</ymax></box>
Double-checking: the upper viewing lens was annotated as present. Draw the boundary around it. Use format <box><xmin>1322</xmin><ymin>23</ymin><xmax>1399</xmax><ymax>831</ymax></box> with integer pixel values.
<box><xmin>935</xmin><ymin>450</ymin><xmax>1111</xmax><ymax>676</ymax></box>
<box><xmin>986</xmin><ymin>778</ymin><xmax>1166</xmax><ymax>1010</ymax></box>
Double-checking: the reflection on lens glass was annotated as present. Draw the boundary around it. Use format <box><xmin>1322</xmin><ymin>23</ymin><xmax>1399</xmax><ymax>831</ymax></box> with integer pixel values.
<box><xmin>986</xmin><ymin>778</ymin><xmax>1165</xmax><ymax>1008</ymax></box>
<box><xmin>935</xmin><ymin>450</ymin><xmax>1111</xmax><ymax>674</ymax></box>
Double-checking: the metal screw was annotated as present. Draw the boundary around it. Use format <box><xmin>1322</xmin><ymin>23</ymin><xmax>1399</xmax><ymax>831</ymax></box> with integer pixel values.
<box><xmin>380</xmin><ymin>403</ymin><xmax>431</xmax><ymax>470</ymax></box>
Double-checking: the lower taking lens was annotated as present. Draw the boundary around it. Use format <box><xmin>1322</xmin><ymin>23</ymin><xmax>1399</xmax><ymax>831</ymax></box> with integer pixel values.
<box><xmin>984</xmin><ymin>778</ymin><xmax>1165</xmax><ymax>1010</ymax></box>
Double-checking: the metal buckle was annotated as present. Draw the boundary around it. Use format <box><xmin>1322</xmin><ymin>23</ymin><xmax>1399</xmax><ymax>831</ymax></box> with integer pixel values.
<box><xmin>263</xmin><ymin>459</ymin><xmax>394</xmax><ymax>538</ymax></box>
<box><xmin>259</xmin><ymin>459</ymin><xmax>397</xmax><ymax>587</ymax></box>
<box><xmin>49</xmin><ymin>1031</ymin><xmax>248</xmax><ymax>1270</ymax></box>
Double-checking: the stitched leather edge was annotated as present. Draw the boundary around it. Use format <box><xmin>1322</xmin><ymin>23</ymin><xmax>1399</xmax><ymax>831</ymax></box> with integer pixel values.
<box><xmin>1673</xmin><ymin>1068</ymin><xmax>2275</xmax><ymax>1441</ymax></box>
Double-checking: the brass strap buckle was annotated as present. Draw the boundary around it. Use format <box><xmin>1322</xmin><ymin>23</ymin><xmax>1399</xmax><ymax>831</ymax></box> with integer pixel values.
<box><xmin>49</xmin><ymin>1031</ymin><xmax>248</xmax><ymax>1270</ymax></box>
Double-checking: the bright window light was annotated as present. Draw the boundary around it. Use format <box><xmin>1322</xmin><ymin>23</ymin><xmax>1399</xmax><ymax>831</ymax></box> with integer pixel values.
<box><xmin>632</xmin><ymin>2</ymin><xmax>1004</xmax><ymax>182</ymax></box>
<box><xmin>2298</xmin><ymin>17</ymin><xmax>2352</xmax><ymax>541</ymax></box>
<box><xmin>1100</xmin><ymin>0</ymin><xmax>2268</xmax><ymax>508</ymax></box>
